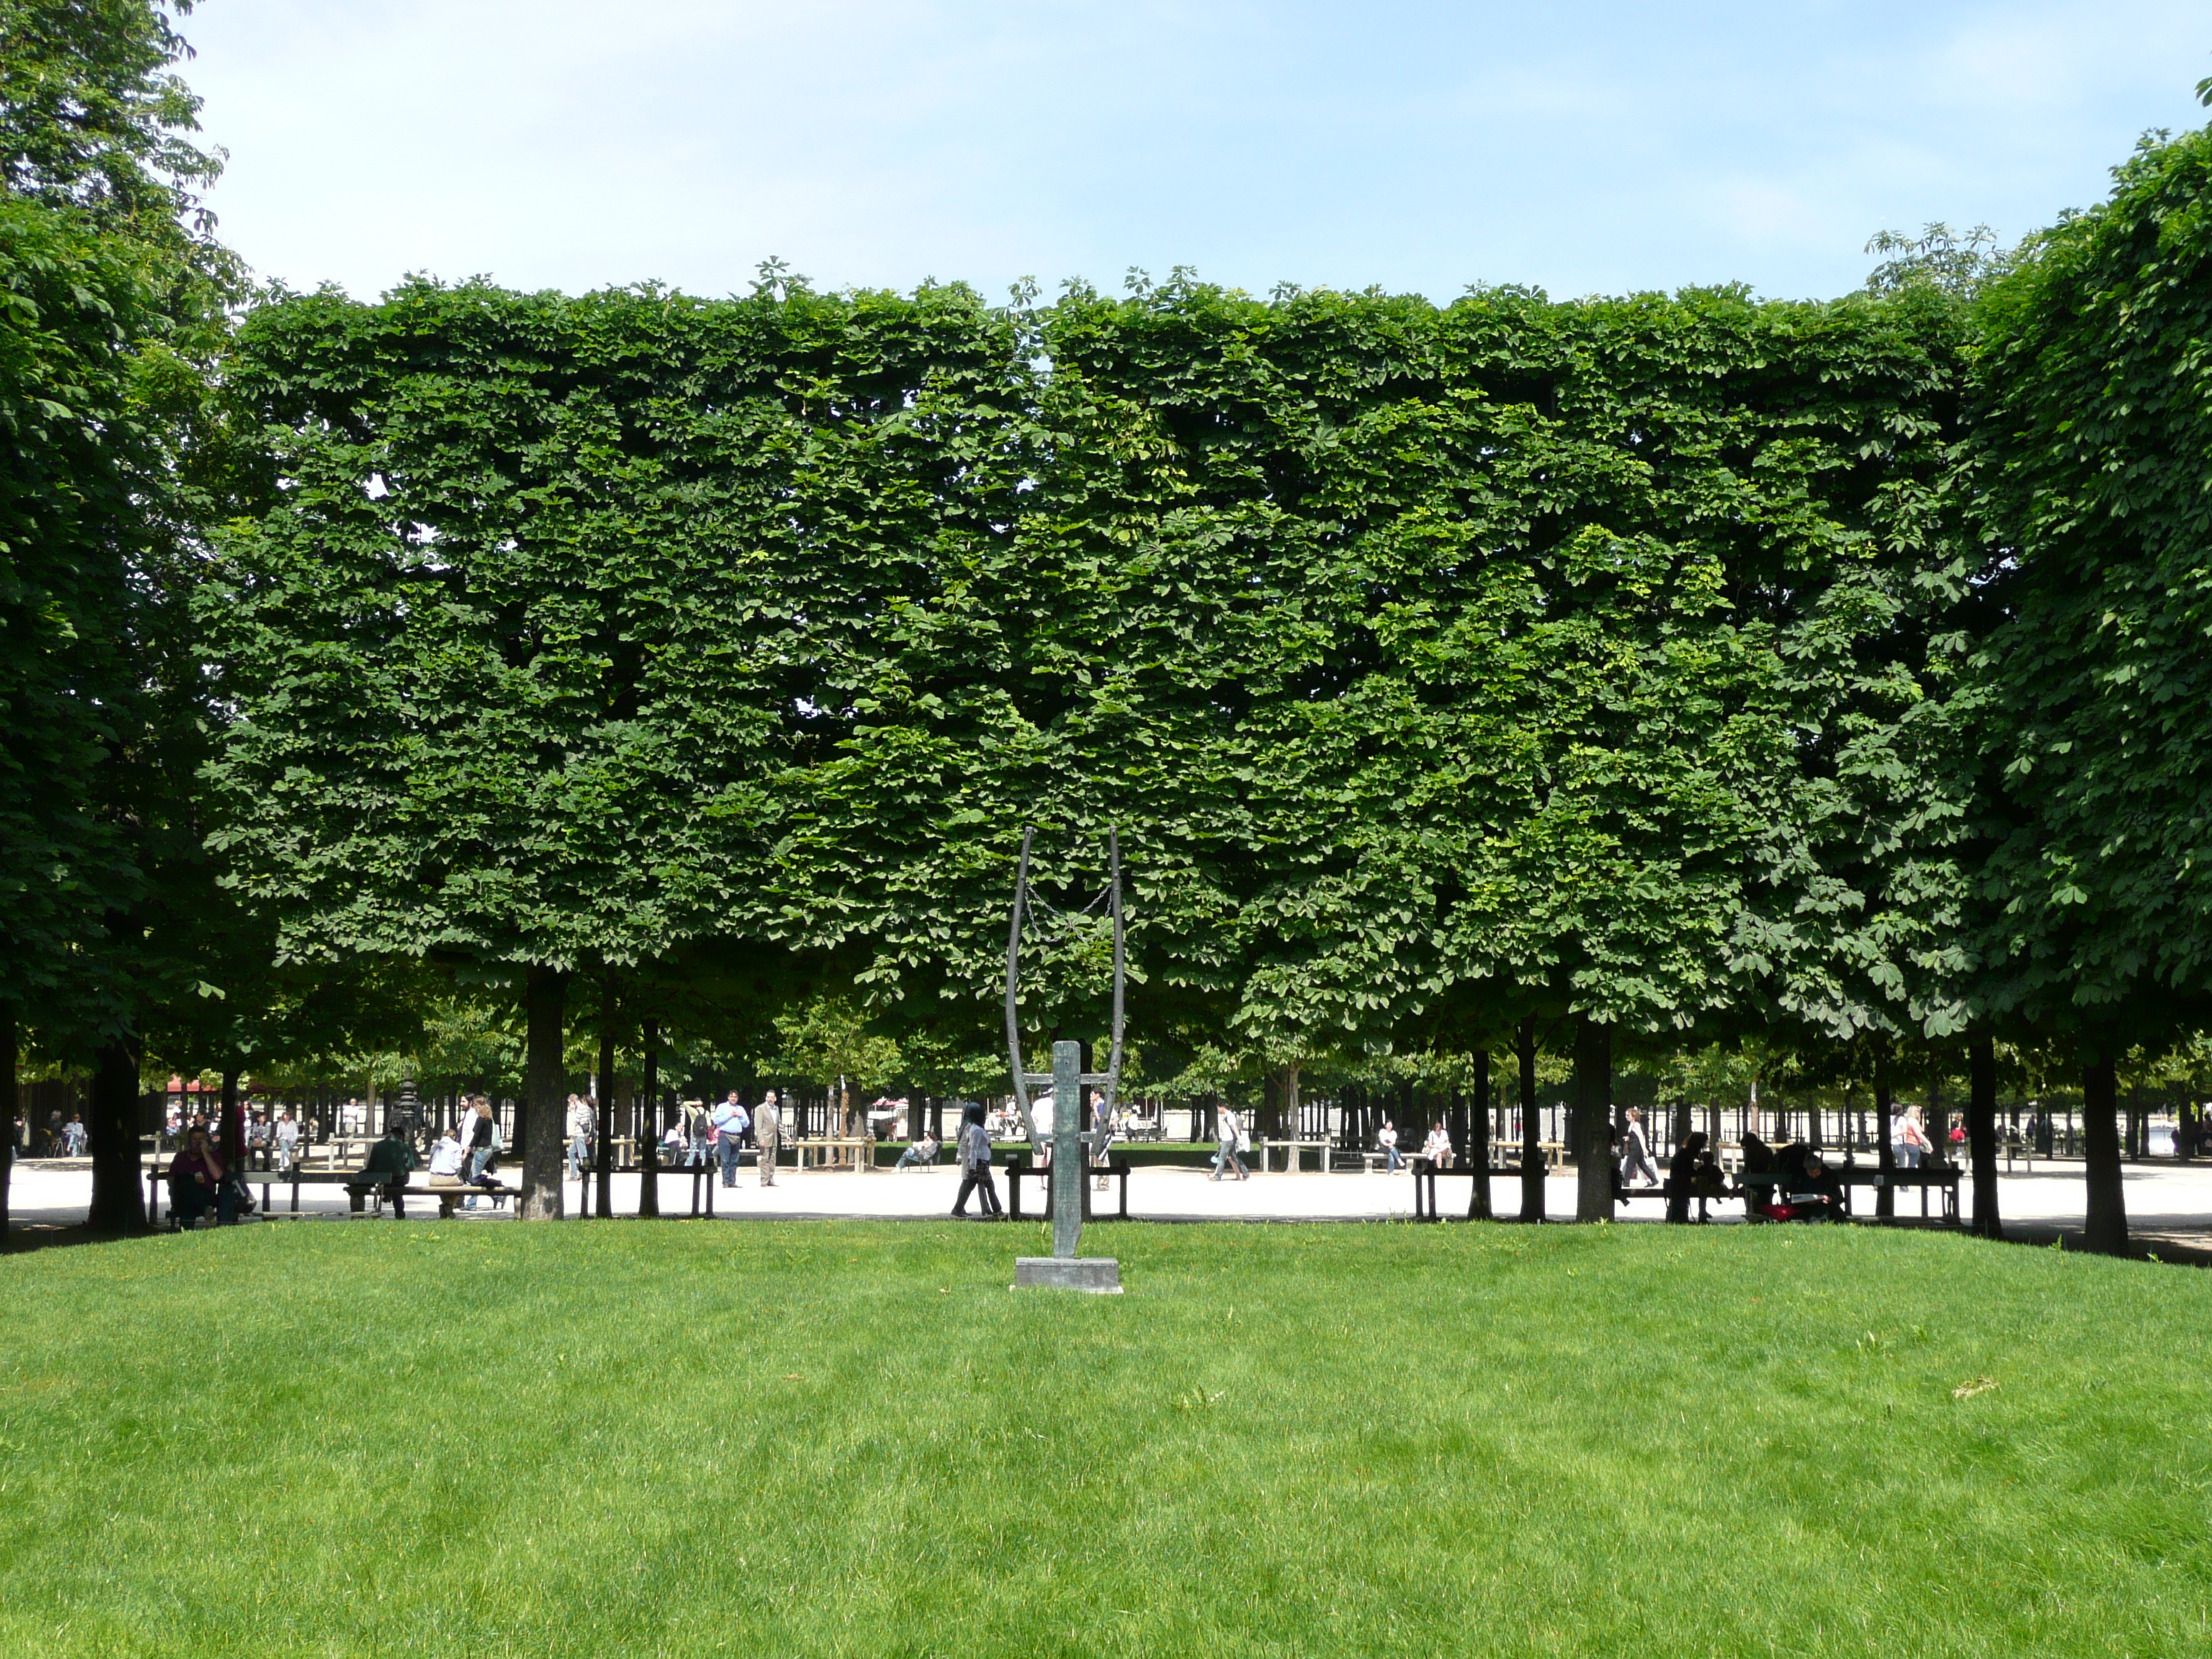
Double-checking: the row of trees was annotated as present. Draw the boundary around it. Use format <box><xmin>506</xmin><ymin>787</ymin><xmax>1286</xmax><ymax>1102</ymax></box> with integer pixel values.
<box><xmin>6</xmin><ymin>4</ymin><xmax>2212</xmax><ymax>1250</ymax></box>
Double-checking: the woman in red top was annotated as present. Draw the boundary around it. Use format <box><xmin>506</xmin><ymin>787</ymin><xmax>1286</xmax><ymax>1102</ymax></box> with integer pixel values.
<box><xmin>167</xmin><ymin>1126</ymin><xmax>235</xmax><ymax>1228</ymax></box>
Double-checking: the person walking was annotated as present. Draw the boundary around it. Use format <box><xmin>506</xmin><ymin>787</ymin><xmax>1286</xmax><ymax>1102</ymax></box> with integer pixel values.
<box><xmin>952</xmin><ymin>1103</ymin><xmax>1002</xmax><ymax>1217</ymax></box>
<box><xmin>753</xmin><ymin>1090</ymin><xmax>781</xmax><ymax>1186</ymax></box>
<box><xmin>711</xmin><ymin>1092</ymin><xmax>750</xmax><ymax>1187</ymax></box>
<box><xmin>1892</xmin><ymin>1103</ymin><xmax>1933</xmax><ymax>1170</ymax></box>
<box><xmin>1211</xmin><ymin>1105</ymin><xmax>1249</xmax><ymax>1181</ymax></box>
<box><xmin>1090</xmin><ymin>1088</ymin><xmax>1115</xmax><ymax>1191</ymax></box>
<box><xmin>566</xmin><ymin>1094</ymin><xmax>595</xmax><ymax>1179</ymax></box>
<box><xmin>1619</xmin><ymin>1107</ymin><xmax>1660</xmax><ymax>1189</ymax></box>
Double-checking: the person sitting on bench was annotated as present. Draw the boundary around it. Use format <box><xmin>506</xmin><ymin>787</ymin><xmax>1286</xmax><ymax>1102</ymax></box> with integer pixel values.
<box><xmin>895</xmin><ymin>1130</ymin><xmax>940</xmax><ymax>1169</ymax></box>
<box><xmin>1665</xmin><ymin>1130</ymin><xmax>1707</xmax><ymax>1223</ymax></box>
<box><xmin>428</xmin><ymin>1127</ymin><xmax>467</xmax><ymax>1183</ymax></box>
<box><xmin>1782</xmin><ymin>1148</ymin><xmax>1845</xmax><ymax>1223</ymax></box>
<box><xmin>1740</xmin><ymin>1132</ymin><xmax>1791</xmax><ymax>1220</ymax></box>
<box><xmin>347</xmin><ymin>1123</ymin><xmax>419</xmax><ymax>1215</ymax></box>
<box><xmin>1421</xmin><ymin>1120</ymin><xmax>1455</xmax><ymax>1169</ymax></box>
<box><xmin>1377</xmin><ymin>1119</ymin><xmax>1404</xmax><ymax>1172</ymax></box>
<box><xmin>168</xmin><ymin>1126</ymin><xmax>237</xmax><ymax>1228</ymax></box>
<box><xmin>1692</xmin><ymin>1148</ymin><xmax>1731</xmax><ymax>1220</ymax></box>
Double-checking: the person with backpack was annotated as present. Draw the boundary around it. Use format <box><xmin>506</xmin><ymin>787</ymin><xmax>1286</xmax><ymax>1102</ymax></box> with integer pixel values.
<box><xmin>952</xmin><ymin>1103</ymin><xmax>1001</xmax><ymax>1218</ymax></box>
<box><xmin>679</xmin><ymin>1100</ymin><xmax>711</xmax><ymax>1168</ymax></box>
<box><xmin>1212</xmin><ymin>1105</ymin><xmax>1249</xmax><ymax>1181</ymax></box>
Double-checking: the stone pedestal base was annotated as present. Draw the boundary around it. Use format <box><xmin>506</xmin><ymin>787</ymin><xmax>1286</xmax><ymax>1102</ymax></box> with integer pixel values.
<box><xmin>1013</xmin><ymin>1256</ymin><xmax>1123</xmax><ymax>1294</ymax></box>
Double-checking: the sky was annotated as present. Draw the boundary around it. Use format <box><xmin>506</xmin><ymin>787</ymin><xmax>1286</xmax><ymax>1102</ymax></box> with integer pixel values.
<box><xmin>178</xmin><ymin>0</ymin><xmax>2210</xmax><ymax>307</ymax></box>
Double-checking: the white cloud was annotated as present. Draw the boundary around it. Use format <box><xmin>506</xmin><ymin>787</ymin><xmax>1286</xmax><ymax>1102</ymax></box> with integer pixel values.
<box><xmin>179</xmin><ymin>0</ymin><xmax>2212</xmax><ymax>305</ymax></box>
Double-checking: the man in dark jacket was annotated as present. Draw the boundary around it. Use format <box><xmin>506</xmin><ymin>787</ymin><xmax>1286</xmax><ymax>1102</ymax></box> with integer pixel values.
<box><xmin>347</xmin><ymin>1123</ymin><xmax>419</xmax><ymax>1217</ymax></box>
<box><xmin>1665</xmin><ymin>1130</ymin><xmax>1707</xmax><ymax>1223</ymax></box>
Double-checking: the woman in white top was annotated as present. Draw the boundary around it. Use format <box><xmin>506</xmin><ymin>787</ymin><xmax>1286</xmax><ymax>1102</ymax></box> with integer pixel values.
<box><xmin>427</xmin><ymin>1128</ymin><xmax>467</xmax><ymax>1182</ymax></box>
<box><xmin>1421</xmin><ymin>1121</ymin><xmax>1453</xmax><ymax>1168</ymax></box>
<box><xmin>1030</xmin><ymin>1092</ymin><xmax>1054</xmax><ymax>1168</ymax></box>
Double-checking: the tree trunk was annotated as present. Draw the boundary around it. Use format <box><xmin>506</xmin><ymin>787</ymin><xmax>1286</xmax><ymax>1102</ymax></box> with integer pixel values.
<box><xmin>220</xmin><ymin>1066</ymin><xmax>244</xmax><ymax>1172</ymax></box>
<box><xmin>1</xmin><ymin>1006</ymin><xmax>15</xmax><ymax>1249</ymax></box>
<box><xmin>1967</xmin><ymin>1034</ymin><xmax>2002</xmax><ymax>1240</ymax></box>
<box><xmin>595</xmin><ymin>968</ymin><xmax>616</xmax><ymax>1218</ymax></box>
<box><xmin>2081</xmin><ymin>1046</ymin><xmax>2128</xmax><ymax>1256</ymax></box>
<box><xmin>520</xmin><ymin>965</ymin><xmax>567</xmax><ymax>1220</ymax></box>
<box><xmin>87</xmin><ymin>1033</ymin><xmax>147</xmax><ymax>1233</ymax></box>
<box><xmin>639</xmin><ymin>1016</ymin><xmax>660</xmax><ymax>1218</ymax></box>
<box><xmin>1470</xmin><ymin>1049</ymin><xmax>1492</xmax><ymax>1219</ymax></box>
<box><xmin>1267</xmin><ymin>1062</ymin><xmax>1301</xmax><ymax>1148</ymax></box>
<box><xmin>1574</xmin><ymin>1015</ymin><xmax>1613</xmax><ymax>1223</ymax></box>
<box><xmin>1517</xmin><ymin>1021</ymin><xmax>1544</xmax><ymax>1223</ymax></box>
<box><xmin>1874</xmin><ymin>1041</ymin><xmax>1896</xmax><ymax>1219</ymax></box>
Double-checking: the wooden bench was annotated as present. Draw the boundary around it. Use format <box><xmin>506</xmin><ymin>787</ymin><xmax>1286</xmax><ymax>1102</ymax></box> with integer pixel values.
<box><xmin>1006</xmin><ymin>1156</ymin><xmax>1131</xmax><ymax>1221</ymax></box>
<box><xmin>1409</xmin><ymin>1161</ymin><xmax>1499</xmax><ymax>1220</ymax></box>
<box><xmin>143</xmin><ymin>1163</ymin><xmax>505</xmax><ymax>1223</ymax></box>
<box><xmin>1254</xmin><ymin>1138</ymin><xmax>1334</xmax><ymax>1174</ymax></box>
<box><xmin>333</xmin><ymin>1172</ymin><xmax>511</xmax><ymax>1218</ymax></box>
<box><xmin>790</xmin><ymin>1136</ymin><xmax>876</xmax><ymax>1171</ymax></box>
<box><xmin>1736</xmin><ymin>1164</ymin><xmax>1961</xmax><ymax>1226</ymax></box>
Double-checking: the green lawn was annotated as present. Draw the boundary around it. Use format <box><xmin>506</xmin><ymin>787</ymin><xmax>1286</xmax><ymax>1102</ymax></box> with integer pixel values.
<box><xmin>1</xmin><ymin>1220</ymin><xmax>2206</xmax><ymax>1658</ymax></box>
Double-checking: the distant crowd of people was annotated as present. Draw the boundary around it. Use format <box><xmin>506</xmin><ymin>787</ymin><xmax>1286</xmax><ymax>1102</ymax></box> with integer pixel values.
<box><xmin>32</xmin><ymin>1079</ymin><xmax>2203</xmax><ymax>1233</ymax></box>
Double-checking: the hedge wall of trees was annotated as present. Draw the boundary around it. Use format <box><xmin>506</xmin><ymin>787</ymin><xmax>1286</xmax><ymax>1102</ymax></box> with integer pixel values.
<box><xmin>10</xmin><ymin>3</ymin><xmax>2212</xmax><ymax>1246</ymax></box>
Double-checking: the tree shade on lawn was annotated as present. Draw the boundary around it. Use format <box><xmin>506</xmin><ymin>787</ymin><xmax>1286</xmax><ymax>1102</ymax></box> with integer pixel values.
<box><xmin>0</xmin><ymin>1223</ymin><xmax>2204</xmax><ymax>1658</ymax></box>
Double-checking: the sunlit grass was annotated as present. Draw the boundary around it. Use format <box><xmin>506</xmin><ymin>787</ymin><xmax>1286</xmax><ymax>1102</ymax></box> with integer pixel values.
<box><xmin>1</xmin><ymin>1220</ymin><xmax>2206</xmax><ymax>1657</ymax></box>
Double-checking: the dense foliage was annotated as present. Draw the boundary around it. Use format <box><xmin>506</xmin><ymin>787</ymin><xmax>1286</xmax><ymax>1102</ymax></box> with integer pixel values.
<box><xmin>1969</xmin><ymin>125</ymin><xmax>2212</xmax><ymax>1030</ymax></box>
<box><xmin>10</xmin><ymin>3</ymin><xmax>2212</xmax><ymax>1251</ymax></box>
<box><xmin>199</xmin><ymin>279</ymin><xmax>1975</xmax><ymax>1078</ymax></box>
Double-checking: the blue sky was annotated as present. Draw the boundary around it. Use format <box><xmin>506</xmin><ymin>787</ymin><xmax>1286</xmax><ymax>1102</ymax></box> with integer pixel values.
<box><xmin>181</xmin><ymin>0</ymin><xmax>2209</xmax><ymax>305</ymax></box>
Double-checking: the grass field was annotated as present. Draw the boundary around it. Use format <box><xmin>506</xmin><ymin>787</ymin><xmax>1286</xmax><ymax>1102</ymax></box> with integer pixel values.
<box><xmin>1</xmin><ymin>1220</ymin><xmax>2207</xmax><ymax>1658</ymax></box>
